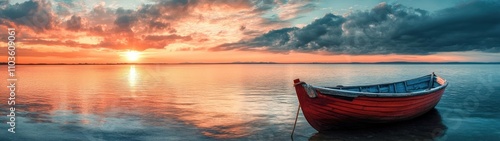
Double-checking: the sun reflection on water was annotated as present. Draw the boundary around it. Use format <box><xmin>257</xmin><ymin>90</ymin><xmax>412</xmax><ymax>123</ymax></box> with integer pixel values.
<box><xmin>128</xmin><ymin>65</ymin><xmax>137</xmax><ymax>87</ymax></box>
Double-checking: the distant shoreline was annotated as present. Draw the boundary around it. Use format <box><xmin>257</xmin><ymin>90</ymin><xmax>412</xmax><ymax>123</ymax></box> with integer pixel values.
<box><xmin>1</xmin><ymin>62</ymin><xmax>500</xmax><ymax>65</ymax></box>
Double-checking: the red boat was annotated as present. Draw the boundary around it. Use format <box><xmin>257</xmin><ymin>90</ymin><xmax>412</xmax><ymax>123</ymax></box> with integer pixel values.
<box><xmin>293</xmin><ymin>73</ymin><xmax>448</xmax><ymax>131</ymax></box>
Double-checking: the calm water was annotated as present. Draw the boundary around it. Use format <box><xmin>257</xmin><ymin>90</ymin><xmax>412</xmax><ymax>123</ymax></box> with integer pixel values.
<box><xmin>0</xmin><ymin>64</ymin><xmax>499</xmax><ymax>141</ymax></box>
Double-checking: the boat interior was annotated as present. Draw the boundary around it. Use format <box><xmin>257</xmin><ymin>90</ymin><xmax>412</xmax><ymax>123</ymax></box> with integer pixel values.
<box><xmin>326</xmin><ymin>74</ymin><xmax>446</xmax><ymax>93</ymax></box>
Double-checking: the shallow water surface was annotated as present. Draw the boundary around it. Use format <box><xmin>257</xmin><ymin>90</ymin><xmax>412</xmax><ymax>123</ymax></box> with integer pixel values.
<box><xmin>0</xmin><ymin>64</ymin><xmax>499</xmax><ymax>140</ymax></box>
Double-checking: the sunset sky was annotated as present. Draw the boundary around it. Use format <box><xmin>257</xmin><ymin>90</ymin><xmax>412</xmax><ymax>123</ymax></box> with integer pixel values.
<box><xmin>1</xmin><ymin>0</ymin><xmax>499</xmax><ymax>63</ymax></box>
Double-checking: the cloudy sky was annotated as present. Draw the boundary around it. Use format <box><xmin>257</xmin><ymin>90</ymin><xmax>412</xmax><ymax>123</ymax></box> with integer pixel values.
<box><xmin>1</xmin><ymin>0</ymin><xmax>499</xmax><ymax>63</ymax></box>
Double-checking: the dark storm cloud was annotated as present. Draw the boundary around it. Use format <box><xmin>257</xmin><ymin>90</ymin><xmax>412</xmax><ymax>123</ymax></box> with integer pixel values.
<box><xmin>148</xmin><ymin>21</ymin><xmax>170</xmax><ymax>30</ymax></box>
<box><xmin>214</xmin><ymin>1</ymin><xmax>500</xmax><ymax>55</ymax></box>
<box><xmin>113</xmin><ymin>7</ymin><xmax>138</xmax><ymax>32</ymax></box>
<box><xmin>0</xmin><ymin>0</ymin><xmax>55</xmax><ymax>31</ymax></box>
<box><xmin>0</xmin><ymin>0</ymin><xmax>8</xmax><ymax>6</ymax></box>
<box><xmin>65</xmin><ymin>15</ymin><xmax>82</xmax><ymax>31</ymax></box>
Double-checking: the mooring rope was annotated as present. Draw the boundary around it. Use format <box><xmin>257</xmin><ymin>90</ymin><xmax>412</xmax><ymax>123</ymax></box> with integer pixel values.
<box><xmin>291</xmin><ymin>104</ymin><xmax>301</xmax><ymax>140</ymax></box>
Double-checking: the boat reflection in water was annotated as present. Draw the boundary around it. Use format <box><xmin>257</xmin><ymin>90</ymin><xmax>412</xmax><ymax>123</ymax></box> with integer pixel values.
<box><xmin>309</xmin><ymin>109</ymin><xmax>447</xmax><ymax>141</ymax></box>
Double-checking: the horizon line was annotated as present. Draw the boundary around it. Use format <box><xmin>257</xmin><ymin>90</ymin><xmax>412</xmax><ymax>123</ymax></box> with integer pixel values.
<box><xmin>2</xmin><ymin>61</ymin><xmax>500</xmax><ymax>65</ymax></box>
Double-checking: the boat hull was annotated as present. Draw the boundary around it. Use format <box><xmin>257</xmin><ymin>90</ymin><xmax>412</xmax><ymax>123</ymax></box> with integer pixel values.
<box><xmin>293</xmin><ymin>78</ymin><xmax>447</xmax><ymax>131</ymax></box>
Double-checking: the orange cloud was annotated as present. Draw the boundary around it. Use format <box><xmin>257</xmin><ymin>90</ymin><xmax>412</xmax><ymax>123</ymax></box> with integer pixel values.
<box><xmin>0</xmin><ymin>0</ymin><xmax>497</xmax><ymax>63</ymax></box>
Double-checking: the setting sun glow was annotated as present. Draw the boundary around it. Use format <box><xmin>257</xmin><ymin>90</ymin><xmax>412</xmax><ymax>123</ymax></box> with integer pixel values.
<box><xmin>125</xmin><ymin>51</ymin><xmax>140</xmax><ymax>61</ymax></box>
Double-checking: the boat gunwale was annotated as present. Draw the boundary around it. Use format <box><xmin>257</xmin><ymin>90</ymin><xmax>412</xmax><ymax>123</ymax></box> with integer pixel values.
<box><xmin>304</xmin><ymin>74</ymin><xmax>448</xmax><ymax>98</ymax></box>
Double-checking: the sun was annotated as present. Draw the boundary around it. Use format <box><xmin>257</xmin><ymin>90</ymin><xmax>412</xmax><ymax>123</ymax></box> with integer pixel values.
<box><xmin>125</xmin><ymin>50</ymin><xmax>140</xmax><ymax>61</ymax></box>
